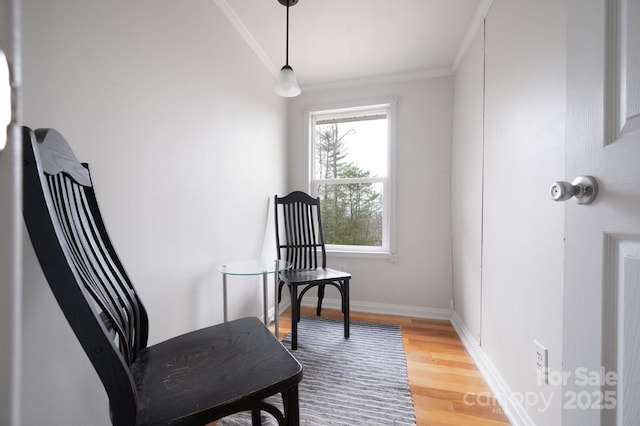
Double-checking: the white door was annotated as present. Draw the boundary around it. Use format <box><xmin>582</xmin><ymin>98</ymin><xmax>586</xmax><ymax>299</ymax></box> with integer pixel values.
<box><xmin>563</xmin><ymin>0</ymin><xmax>640</xmax><ymax>425</ymax></box>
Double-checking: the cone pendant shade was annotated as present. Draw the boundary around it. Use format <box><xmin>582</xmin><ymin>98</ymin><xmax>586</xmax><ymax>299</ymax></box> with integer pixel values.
<box><xmin>274</xmin><ymin>65</ymin><xmax>301</xmax><ymax>97</ymax></box>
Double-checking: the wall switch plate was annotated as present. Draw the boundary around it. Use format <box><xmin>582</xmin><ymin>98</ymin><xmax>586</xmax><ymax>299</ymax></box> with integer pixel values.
<box><xmin>534</xmin><ymin>340</ymin><xmax>548</xmax><ymax>384</ymax></box>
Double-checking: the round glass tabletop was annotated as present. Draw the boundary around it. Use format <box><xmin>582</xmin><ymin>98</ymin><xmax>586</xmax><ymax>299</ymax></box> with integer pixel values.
<box><xmin>217</xmin><ymin>259</ymin><xmax>292</xmax><ymax>276</ymax></box>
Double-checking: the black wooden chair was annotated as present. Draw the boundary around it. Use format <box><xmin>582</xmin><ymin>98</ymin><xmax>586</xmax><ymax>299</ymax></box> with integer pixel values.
<box><xmin>22</xmin><ymin>127</ymin><xmax>303</xmax><ymax>426</ymax></box>
<box><xmin>274</xmin><ymin>191</ymin><xmax>351</xmax><ymax>350</ymax></box>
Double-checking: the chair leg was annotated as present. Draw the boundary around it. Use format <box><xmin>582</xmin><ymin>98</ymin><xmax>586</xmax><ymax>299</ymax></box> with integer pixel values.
<box><xmin>316</xmin><ymin>284</ymin><xmax>325</xmax><ymax>316</ymax></box>
<box><xmin>283</xmin><ymin>386</ymin><xmax>300</xmax><ymax>426</ymax></box>
<box><xmin>343</xmin><ymin>280</ymin><xmax>350</xmax><ymax>339</ymax></box>
<box><xmin>251</xmin><ymin>408</ymin><xmax>261</xmax><ymax>425</ymax></box>
<box><xmin>291</xmin><ymin>285</ymin><xmax>298</xmax><ymax>350</ymax></box>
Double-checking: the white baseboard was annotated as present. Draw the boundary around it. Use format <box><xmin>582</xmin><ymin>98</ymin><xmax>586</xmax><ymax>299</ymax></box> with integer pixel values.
<box><xmin>265</xmin><ymin>294</ymin><xmax>292</xmax><ymax>323</ymax></box>
<box><xmin>300</xmin><ymin>296</ymin><xmax>452</xmax><ymax>320</ymax></box>
<box><xmin>450</xmin><ymin>311</ymin><xmax>534</xmax><ymax>426</ymax></box>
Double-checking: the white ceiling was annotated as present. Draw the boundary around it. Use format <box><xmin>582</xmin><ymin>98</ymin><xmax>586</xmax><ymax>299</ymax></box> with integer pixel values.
<box><xmin>215</xmin><ymin>0</ymin><xmax>489</xmax><ymax>89</ymax></box>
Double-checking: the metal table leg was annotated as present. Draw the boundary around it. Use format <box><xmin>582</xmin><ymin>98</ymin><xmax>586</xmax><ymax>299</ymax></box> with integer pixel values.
<box><xmin>275</xmin><ymin>273</ymin><xmax>280</xmax><ymax>338</ymax></box>
<box><xmin>262</xmin><ymin>271</ymin><xmax>269</xmax><ymax>326</ymax></box>
<box><xmin>223</xmin><ymin>273</ymin><xmax>228</xmax><ymax>323</ymax></box>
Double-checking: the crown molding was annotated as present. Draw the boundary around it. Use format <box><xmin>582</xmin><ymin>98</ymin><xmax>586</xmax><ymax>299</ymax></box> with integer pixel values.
<box><xmin>214</xmin><ymin>0</ymin><xmax>278</xmax><ymax>78</ymax></box>
<box><xmin>452</xmin><ymin>0</ymin><xmax>494</xmax><ymax>71</ymax></box>
<box><xmin>302</xmin><ymin>68</ymin><xmax>454</xmax><ymax>92</ymax></box>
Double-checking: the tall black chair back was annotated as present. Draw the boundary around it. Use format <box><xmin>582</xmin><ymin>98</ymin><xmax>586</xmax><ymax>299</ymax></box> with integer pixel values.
<box><xmin>276</xmin><ymin>191</ymin><xmax>326</xmax><ymax>270</ymax></box>
<box><xmin>23</xmin><ymin>127</ymin><xmax>302</xmax><ymax>425</ymax></box>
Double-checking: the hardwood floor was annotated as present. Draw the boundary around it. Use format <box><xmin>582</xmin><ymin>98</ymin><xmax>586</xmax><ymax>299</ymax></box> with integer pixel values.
<box><xmin>272</xmin><ymin>306</ymin><xmax>511</xmax><ymax>426</ymax></box>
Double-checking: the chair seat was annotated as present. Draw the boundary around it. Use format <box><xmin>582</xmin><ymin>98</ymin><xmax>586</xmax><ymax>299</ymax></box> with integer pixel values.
<box><xmin>280</xmin><ymin>268</ymin><xmax>351</xmax><ymax>284</ymax></box>
<box><xmin>132</xmin><ymin>317</ymin><xmax>302</xmax><ymax>425</ymax></box>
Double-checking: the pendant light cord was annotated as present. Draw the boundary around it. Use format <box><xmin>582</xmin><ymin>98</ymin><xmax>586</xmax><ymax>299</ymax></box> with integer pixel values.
<box><xmin>285</xmin><ymin>0</ymin><xmax>290</xmax><ymax>66</ymax></box>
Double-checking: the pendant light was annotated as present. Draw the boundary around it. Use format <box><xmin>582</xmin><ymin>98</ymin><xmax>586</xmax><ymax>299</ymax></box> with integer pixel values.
<box><xmin>274</xmin><ymin>0</ymin><xmax>301</xmax><ymax>97</ymax></box>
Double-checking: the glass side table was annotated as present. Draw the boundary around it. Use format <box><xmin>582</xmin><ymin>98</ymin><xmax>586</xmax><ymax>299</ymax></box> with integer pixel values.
<box><xmin>217</xmin><ymin>259</ymin><xmax>291</xmax><ymax>337</ymax></box>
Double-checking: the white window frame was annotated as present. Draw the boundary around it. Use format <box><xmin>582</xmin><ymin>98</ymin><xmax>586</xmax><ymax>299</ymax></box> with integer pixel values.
<box><xmin>305</xmin><ymin>97</ymin><xmax>397</xmax><ymax>258</ymax></box>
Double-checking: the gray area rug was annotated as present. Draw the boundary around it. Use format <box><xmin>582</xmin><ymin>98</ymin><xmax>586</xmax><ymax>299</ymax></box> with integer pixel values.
<box><xmin>218</xmin><ymin>316</ymin><xmax>416</xmax><ymax>426</ymax></box>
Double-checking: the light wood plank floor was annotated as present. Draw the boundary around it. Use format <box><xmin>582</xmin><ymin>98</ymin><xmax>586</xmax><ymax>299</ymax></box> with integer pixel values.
<box><xmin>272</xmin><ymin>306</ymin><xmax>511</xmax><ymax>426</ymax></box>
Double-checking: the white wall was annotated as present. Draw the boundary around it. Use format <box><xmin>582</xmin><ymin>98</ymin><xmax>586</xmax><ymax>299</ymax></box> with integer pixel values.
<box><xmin>451</xmin><ymin>23</ymin><xmax>484</xmax><ymax>344</ymax></box>
<box><xmin>21</xmin><ymin>0</ymin><xmax>287</xmax><ymax>424</ymax></box>
<box><xmin>452</xmin><ymin>0</ymin><xmax>566</xmax><ymax>424</ymax></box>
<box><xmin>286</xmin><ymin>78</ymin><xmax>454</xmax><ymax>317</ymax></box>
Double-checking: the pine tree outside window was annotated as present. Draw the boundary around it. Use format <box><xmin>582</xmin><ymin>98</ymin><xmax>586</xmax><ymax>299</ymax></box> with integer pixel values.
<box><xmin>307</xmin><ymin>98</ymin><xmax>397</xmax><ymax>255</ymax></box>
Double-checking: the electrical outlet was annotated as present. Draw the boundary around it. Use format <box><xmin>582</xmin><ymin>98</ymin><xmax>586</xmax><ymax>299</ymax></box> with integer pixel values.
<box><xmin>534</xmin><ymin>340</ymin><xmax>548</xmax><ymax>385</ymax></box>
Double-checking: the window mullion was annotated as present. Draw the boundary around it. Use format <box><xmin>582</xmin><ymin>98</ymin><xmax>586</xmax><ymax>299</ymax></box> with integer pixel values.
<box><xmin>312</xmin><ymin>177</ymin><xmax>386</xmax><ymax>185</ymax></box>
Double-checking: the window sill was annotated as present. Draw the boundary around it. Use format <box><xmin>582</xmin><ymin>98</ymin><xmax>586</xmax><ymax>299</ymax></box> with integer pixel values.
<box><xmin>326</xmin><ymin>250</ymin><xmax>398</xmax><ymax>261</ymax></box>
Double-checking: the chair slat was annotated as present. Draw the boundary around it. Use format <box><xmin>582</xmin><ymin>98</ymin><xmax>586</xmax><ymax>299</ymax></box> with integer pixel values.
<box><xmin>47</xmin><ymin>173</ymin><xmax>140</xmax><ymax>363</ymax></box>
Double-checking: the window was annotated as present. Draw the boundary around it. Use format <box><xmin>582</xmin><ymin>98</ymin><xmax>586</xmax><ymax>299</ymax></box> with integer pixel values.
<box><xmin>308</xmin><ymin>98</ymin><xmax>396</xmax><ymax>255</ymax></box>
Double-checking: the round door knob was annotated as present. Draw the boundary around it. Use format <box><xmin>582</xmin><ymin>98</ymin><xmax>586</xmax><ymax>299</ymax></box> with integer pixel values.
<box><xmin>550</xmin><ymin>181</ymin><xmax>577</xmax><ymax>201</ymax></box>
<box><xmin>550</xmin><ymin>175</ymin><xmax>598</xmax><ymax>205</ymax></box>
